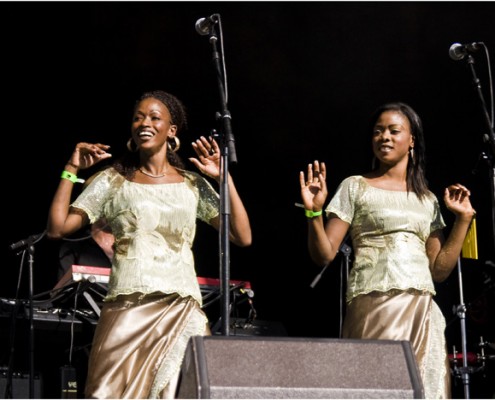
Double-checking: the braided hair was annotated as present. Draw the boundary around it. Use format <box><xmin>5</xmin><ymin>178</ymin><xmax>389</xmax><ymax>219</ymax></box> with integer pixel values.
<box><xmin>114</xmin><ymin>90</ymin><xmax>188</xmax><ymax>179</ymax></box>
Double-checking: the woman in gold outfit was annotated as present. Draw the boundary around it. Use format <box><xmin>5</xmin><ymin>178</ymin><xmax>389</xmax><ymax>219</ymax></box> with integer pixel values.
<box><xmin>47</xmin><ymin>90</ymin><xmax>252</xmax><ymax>398</ymax></box>
<box><xmin>299</xmin><ymin>102</ymin><xmax>475</xmax><ymax>398</ymax></box>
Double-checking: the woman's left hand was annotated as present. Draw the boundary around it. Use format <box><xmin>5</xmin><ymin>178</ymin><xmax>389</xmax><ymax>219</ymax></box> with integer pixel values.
<box><xmin>189</xmin><ymin>136</ymin><xmax>221</xmax><ymax>179</ymax></box>
<box><xmin>444</xmin><ymin>183</ymin><xmax>476</xmax><ymax>220</ymax></box>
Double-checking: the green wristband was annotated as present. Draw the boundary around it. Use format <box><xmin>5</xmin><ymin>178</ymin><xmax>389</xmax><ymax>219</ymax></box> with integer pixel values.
<box><xmin>61</xmin><ymin>170</ymin><xmax>85</xmax><ymax>184</ymax></box>
<box><xmin>305</xmin><ymin>209</ymin><xmax>322</xmax><ymax>218</ymax></box>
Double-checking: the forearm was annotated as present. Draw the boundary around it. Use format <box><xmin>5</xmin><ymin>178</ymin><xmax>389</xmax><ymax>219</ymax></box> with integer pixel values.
<box><xmin>47</xmin><ymin>163</ymin><xmax>80</xmax><ymax>239</ymax></box>
<box><xmin>432</xmin><ymin>215</ymin><xmax>474</xmax><ymax>281</ymax></box>
<box><xmin>307</xmin><ymin>217</ymin><xmax>338</xmax><ymax>267</ymax></box>
<box><xmin>226</xmin><ymin>174</ymin><xmax>252</xmax><ymax>247</ymax></box>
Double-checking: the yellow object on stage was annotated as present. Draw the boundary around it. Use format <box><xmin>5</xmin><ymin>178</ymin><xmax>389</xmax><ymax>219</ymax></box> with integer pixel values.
<box><xmin>462</xmin><ymin>215</ymin><xmax>478</xmax><ymax>260</ymax></box>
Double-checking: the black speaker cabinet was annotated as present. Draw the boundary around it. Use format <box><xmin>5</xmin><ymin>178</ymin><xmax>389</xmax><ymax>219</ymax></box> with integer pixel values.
<box><xmin>177</xmin><ymin>336</ymin><xmax>424</xmax><ymax>399</ymax></box>
<box><xmin>0</xmin><ymin>370</ymin><xmax>42</xmax><ymax>399</ymax></box>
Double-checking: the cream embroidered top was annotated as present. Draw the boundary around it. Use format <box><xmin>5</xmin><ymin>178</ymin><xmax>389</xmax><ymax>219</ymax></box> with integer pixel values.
<box><xmin>71</xmin><ymin>167</ymin><xmax>220</xmax><ymax>305</ymax></box>
<box><xmin>325</xmin><ymin>175</ymin><xmax>446</xmax><ymax>303</ymax></box>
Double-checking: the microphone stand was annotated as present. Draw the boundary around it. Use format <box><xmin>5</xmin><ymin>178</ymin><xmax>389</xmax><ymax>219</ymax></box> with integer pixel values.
<box><xmin>453</xmin><ymin>51</ymin><xmax>494</xmax><ymax>398</ymax></box>
<box><xmin>310</xmin><ymin>236</ymin><xmax>352</xmax><ymax>337</ymax></box>
<box><xmin>9</xmin><ymin>232</ymin><xmax>45</xmax><ymax>399</ymax></box>
<box><xmin>338</xmin><ymin>242</ymin><xmax>351</xmax><ymax>338</ymax></box>
<box><xmin>453</xmin><ymin>257</ymin><xmax>472</xmax><ymax>399</ymax></box>
<box><xmin>464</xmin><ymin>54</ymin><xmax>495</xmax><ymax>251</ymax></box>
<box><xmin>204</xmin><ymin>16</ymin><xmax>237</xmax><ymax>336</ymax></box>
<box><xmin>27</xmin><ymin>244</ymin><xmax>36</xmax><ymax>399</ymax></box>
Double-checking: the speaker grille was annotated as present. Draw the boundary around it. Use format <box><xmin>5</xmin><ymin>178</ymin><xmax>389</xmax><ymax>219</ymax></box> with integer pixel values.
<box><xmin>178</xmin><ymin>336</ymin><xmax>424</xmax><ymax>398</ymax></box>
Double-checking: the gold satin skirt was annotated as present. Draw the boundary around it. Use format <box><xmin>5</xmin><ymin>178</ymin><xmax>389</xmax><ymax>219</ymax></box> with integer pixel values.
<box><xmin>342</xmin><ymin>290</ymin><xmax>451</xmax><ymax>399</ymax></box>
<box><xmin>85</xmin><ymin>292</ymin><xmax>210</xmax><ymax>399</ymax></box>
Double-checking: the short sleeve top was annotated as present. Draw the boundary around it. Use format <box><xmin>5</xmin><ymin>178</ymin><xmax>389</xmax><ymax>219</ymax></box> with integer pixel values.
<box><xmin>71</xmin><ymin>167</ymin><xmax>220</xmax><ymax>304</ymax></box>
<box><xmin>325</xmin><ymin>175</ymin><xmax>446</xmax><ymax>303</ymax></box>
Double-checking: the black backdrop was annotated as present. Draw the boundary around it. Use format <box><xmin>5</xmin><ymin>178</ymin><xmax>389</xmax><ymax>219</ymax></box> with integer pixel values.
<box><xmin>2</xmin><ymin>2</ymin><xmax>495</xmax><ymax>398</ymax></box>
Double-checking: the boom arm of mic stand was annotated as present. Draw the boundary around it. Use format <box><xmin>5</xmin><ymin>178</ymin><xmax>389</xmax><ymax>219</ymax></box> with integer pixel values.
<box><xmin>309</xmin><ymin>240</ymin><xmax>352</xmax><ymax>338</ymax></box>
<box><xmin>465</xmin><ymin>55</ymin><xmax>495</xmax><ymax>252</ymax></box>
<box><xmin>466</xmin><ymin>55</ymin><xmax>495</xmax><ymax>153</ymax></box>
<box><xmin>310</xmin><ymin>238</ymin><xmax>352</xmax><ymax>288</ymax></box>
<box><xmin>208</xmin><ymin>25</ymin><xmax>237</xmax><ymax>165</ymax></box>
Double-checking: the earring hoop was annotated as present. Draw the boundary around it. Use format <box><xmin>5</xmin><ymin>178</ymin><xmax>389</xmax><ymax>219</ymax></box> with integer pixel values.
<box><xmin>167</xmin><ymin>136</ymin><xmax>180</xmax><ymax>153</ymax></box>
<box><xmin>127</xmin><ymin>138</ymin><xmax>138</xmax><ymax>152</ymax></box>
<box><xmin>409</xmin><ymin>148</ymin><xmax>415</xmax><ymax>165</ymax></box>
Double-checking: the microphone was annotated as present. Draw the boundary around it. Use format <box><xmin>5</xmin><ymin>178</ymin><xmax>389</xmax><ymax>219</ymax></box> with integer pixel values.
<box><xmin>195</xmin><ymin>15</ymin><xmax>218</xmax><ymax>36</ymax></box>
<box><xmin>9</xmin><ymin>231</ymin><xmax>45</xmax><ymax>251</ymax></box>
<box><xmin>449</xmin><ymin>42</ymin><xmax>482</xmax><ymax>61</ymax></box>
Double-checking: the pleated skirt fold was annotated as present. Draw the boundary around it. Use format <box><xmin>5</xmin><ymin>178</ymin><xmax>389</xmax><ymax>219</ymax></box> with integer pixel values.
<box><xmin>343</xmin><ymin>290</ymin><xmax>451</xmax><ymax>399</ymax></box>
<box><xmin>85</xmin><ymin>292</ymin><xmax>209</xmax><ymax>399</ymax></box>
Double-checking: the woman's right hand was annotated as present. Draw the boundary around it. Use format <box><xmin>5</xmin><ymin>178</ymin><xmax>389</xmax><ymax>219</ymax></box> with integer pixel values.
<box><xmin>299</xmin><ymin>160</ymin><xmax>328</xmax><ymax>212</ymax></box>
<box><xmin>67</xmin><ymin>142</ymin><xmax>112</xmax><ymax>170</ymax></box>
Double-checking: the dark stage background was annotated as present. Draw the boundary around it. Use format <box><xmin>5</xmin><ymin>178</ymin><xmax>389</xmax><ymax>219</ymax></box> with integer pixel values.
<box><xmin>1</xmin><ymin>2</ymin><xmax>495</xmax><ymax>398</ymax></box>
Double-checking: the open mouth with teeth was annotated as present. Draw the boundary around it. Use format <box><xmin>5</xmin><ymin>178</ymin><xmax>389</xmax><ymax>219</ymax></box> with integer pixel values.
<box><xmin>139</xmin><ymin>131</ymin><xmax>153</xmax><ymax>139</ymax></box>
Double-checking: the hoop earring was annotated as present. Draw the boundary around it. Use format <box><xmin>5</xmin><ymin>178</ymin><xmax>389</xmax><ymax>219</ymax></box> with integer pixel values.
<box><xmin>167</xmin><ymin>136</ymin><xmax>180</xmax><ymax>153</ymax></box>
<box><xmin>127</xmin><ymin>138</ymin><xmax>138</xmax><ymax>152</ymax></box>
<box><xmin>409</xmin><ymin>148</ymin><xmax>415</xmax><ymax>166</ymax></box>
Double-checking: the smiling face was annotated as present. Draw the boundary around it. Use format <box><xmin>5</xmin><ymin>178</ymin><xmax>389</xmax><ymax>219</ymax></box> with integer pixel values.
<box><xmin>372</xmin><ymin>110</ymin><xmax>414</xmax><ymax>168</ymax></box>
<box><xmin>131</xmin><ymin>97</ymin><xmax>177</xmax><ymax>151</ymax></box>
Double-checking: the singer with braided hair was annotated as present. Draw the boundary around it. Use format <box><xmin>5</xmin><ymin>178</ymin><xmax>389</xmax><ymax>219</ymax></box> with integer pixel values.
<box><xmin>47</xmin><ymin>89</ymin><xmax>252</xmax><ymax>398</ymax></box>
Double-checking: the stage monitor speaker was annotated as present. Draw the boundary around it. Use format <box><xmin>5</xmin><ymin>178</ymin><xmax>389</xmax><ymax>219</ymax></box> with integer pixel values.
<box><xmin>177</xmin><ymin>336</ymin><xmax>424</xmax><ymax>399</ymax></box>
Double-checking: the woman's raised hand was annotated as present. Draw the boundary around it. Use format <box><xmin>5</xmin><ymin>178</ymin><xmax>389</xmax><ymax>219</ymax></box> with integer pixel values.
<box><xmin>300</xmin><ymin>160</ymin><xmax>328</xmax><ymax>212</ymax></box>
<box><xmin>444</xmin><ymin>183</ymin><xmax>476</xmax><ymax>221</ymax></box>
<box><xmin>189</xmin><ymin>136</ymin><xmax>221</xmax><ymax>180</ymax></box>
<box><xmin>68</xmin><ymin>142</ymin><xmax>112</xmax><ymax>170</ymax></box>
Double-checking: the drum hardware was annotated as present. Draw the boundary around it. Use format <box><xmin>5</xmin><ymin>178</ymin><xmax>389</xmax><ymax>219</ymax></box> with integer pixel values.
<box><xmin>208</xmin><ymin>282</ymin><xmax>257</xmax><ymax>335</ymax></box>
<box><xmin>450</xmin><ymin>336</ymin><xmax>495</xmax><ymax>380</ymax></box>
<box><xmin>477</xmin><ymin>337</ymin><xmax>495</xmax><ymax>367</ymax></box>
<box><xmin>450</xmin><ymin>256</ymin><xmax>495</xmax><ymax>400</ymax></box>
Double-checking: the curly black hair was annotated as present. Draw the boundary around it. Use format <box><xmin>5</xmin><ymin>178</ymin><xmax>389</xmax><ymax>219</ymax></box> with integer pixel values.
<box><xmin>136</xmin><ymin>90</ymin><xmax>188</xmax><ymax>134</ymax></box>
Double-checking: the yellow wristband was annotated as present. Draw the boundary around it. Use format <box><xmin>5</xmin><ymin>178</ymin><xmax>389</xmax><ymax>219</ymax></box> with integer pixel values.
<box><xmin>305</xmin><ymin>209</ymin><xmax>322</xmax><ymax>218</ymax></box>
<box><xmin>61</xmin><ymin>170</ymin><xmax>85</xmax><ymax>184</ymax></box>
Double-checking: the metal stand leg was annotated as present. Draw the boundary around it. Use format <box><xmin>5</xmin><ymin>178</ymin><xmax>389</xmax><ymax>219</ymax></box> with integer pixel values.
<box><xmin>454</xmin><ymin>257</ymin><xmax>471</xmax><ymax>399</ymax></box>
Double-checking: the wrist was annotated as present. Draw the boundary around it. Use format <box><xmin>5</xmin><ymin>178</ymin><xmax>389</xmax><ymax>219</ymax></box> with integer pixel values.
<box><xmin>305</xmin><ymin>209</ymin><xmax>322</xmax><ymax>218</ymax></box>
<box><xmin>61</xmin><ymin>170</ymin><xmax>85</xmax><ymax>184</ymax></box>
<box><xmin>64</xmin><ymin>162</ymin><xmax>79</xmax><ymax>173</ymax></box>
<box><xmin>456</xmin><ymin>209</ymin><xmax>476</xmax><ymax>223</ymax></box>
